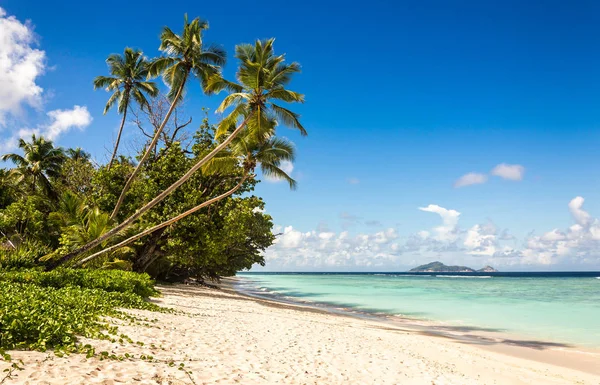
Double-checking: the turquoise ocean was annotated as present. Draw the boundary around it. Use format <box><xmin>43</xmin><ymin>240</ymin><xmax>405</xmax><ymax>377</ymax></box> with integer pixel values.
<box><xmin>236</xmin><ymin>272</ymin><xmax>600</xmax><ymax>348</ymax></box>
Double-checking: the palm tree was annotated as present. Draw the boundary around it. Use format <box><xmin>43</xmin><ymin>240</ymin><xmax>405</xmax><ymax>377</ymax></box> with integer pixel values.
<box><xmin>74</xmin><ymin>135</ymin><xmax>296</xmax><ymax>268</ymax></box>
<box><xmin>50</xmin><ymin>39</ymin><xmax>303</xmax><ymax>269</ymax></box>
<box><xmin>208</xmin><ymin>38</ymin><xmax>307</xmax><ymax>141</ymax></box>
<box><xmin>110</xmin><ymin>15</ymin><xmax>226</xmax><ymax>220</ymax></box>
<box><xmin>93</xmin><ymin>48</ymin><xmax>158</xmax><ymax>170</ymax></box>
<box><xmin>65</xmin><ymin>147</ymin><xmax>91</xmax><ymax>162</ymax></box>
<box><xmin>1</xmin><ymin>135</ymin><xmax>65</xmax><ymax>197</ymax></box>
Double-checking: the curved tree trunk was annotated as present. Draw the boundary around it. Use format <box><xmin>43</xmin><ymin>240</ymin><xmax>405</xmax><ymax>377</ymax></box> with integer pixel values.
<box><xmin>110</xmin><ymin>71</ymin><xmax>189</xmax><ymax>220</ymax></box>
<box><xmin>132</xmin><ymin>227</ymin><xmax>166</xmax><ymax>272</ymax></box>
<box><xmin>47</xmin><ymin>114</ymin><xmax>252</xmax><ymax>270</ymax></box>
<box><xmin>107</xmin><ymin>108</ymin><xmax>128</xmax><ymax>171</ymax></box>
<box><xmin>74</xmin><ymin>174</ymin><xmax>247</xmax><ymax>267</ymax></box>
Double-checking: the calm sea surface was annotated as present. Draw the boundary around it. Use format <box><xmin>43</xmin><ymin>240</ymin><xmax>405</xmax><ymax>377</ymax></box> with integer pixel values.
<box><xmin>236</xmin><ymin>272</ymin><xmax>600</xmax><ymax>347</ymax></box>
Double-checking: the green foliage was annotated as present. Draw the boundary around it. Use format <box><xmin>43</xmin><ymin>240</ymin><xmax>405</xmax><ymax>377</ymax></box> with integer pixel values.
<box><xmin>0</xmin><ymin>279</ymin><xmax>159</xmax><ymax>352</ymax></box>
<box><xmin>0</xmin><ymin>135</ymin><xmax>66</xmax><ymax>198</ymax></box>
<box><xmin>0</xmin><ymin>196</ymin><xmax>49</xmax><ymax>242</ymax></box>
<box><xmin>0</xmin><ymin>269</ymin><xmax>158</xmax><ymax>297</ymax></box>
<box><xmin>0</xmin><ymin>240</ymin><xmax>51</xmax><ymax>270</ymax></box>
<box><xmin>56</xmin><ymin>157</ymin><xmax>95</xmax><ymax>197</ymax></box>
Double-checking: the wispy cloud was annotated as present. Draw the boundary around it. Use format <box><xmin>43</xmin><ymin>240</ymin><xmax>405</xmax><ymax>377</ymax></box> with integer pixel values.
<box><xmin>453</xmin><ymin>172</ymin><xmax>488</xmax><ymax>188</ymax></box>
<box><xmin>347</xmin><ymin>177</ymin><xmax>360</xmax><ymax>185</ymax></box>
<box><xmin>454</xmin><ymin>163</ymin><xmax>525</xmax><ymax>188</ymax></box>
<box><xmin>491</xmin><ymin>163</ymin><xmax>525</xmax><ymax>181</ymax></box>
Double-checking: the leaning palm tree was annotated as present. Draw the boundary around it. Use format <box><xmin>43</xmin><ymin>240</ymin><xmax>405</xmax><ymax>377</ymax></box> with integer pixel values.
<box><xmin>110</xmin><ymin>15</ymin><xmax>226</xmax><ymax>220</ymax></box>
<box><xmin>1</xmin><ymin>135</ymin><xmax>65</xmax><ymax>198</ymax></box>
<box><xmin>94</xmin><ymin>48</ymin><xmax>158</xmax><ymax>170</ymax></box>
<box><xmin>74</xmin><ymin>135</ymin><xmax>296</xmax><ymax>268</ymax></box>
<box><xmin>50</xmin><ymin>39</ymin><xmax>303</xmax><ymax>269</ymax></box>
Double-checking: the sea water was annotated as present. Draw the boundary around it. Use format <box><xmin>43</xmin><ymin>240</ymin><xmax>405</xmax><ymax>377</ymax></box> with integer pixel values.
<box><xmin>236</xmin><ymin>272</ymin><xmax>600</xmax><ymax>347</ymax></box>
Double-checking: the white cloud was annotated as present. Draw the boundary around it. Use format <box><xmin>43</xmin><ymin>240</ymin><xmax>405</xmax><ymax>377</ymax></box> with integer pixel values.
<box><xmin>0</xmin><ymin>7</ymin><xmax>45</xmax><ymax>125</ymax></box>
<box><xmin>256</xmin><ymin>197</ymin><xmax>600</xmax><ymax>271</ymax></box>
<box><xmin>491</xmin><ymin>163</ymin><xmax>525</xmax><ymax>181</ymax></box>
<box><xmin>453</xmin><ymin>172</ymin><xmax>488</xmax><ymax>188</ymax></box>
<box><xmin>463</xmin><ymin>224</ymin><xmax>496</xmax><ymax>256</ymax></box>
<box><xmin>44</xmin><ymin>106</ymin><xmax>92</xmax><ymax>140</ymax></box>
<box><xmin>568</xmin><ymin>196</ymin><xmax>591</xmax><ymax>227</ymax></box>
<box><xmin>348</xmin><ymin>177</ymin><xmax>360</xmax><ymax>185</ymax></box>
<box><xmin>454</xmin><ymin>163</ymin><xmax>525</xmax><ymax>188</ymax></box>
<box><xmin>0</xmin><ymin>105</ymin><xmax>93</xmax><ymax>152</ymax></box>
<box><xmin>261</xmin><ymin>225</ymin><xmax>402</xmax><ymax>270</ymax></box>
<box><xmin>418</xmin><ymin>204</ymin><xmax>460</xmax><ymax>241</ymax></box>
<box><xmin>0</xmin><ymin>10</ymin><xmax>92</xmax><ymax>152</ymax></box>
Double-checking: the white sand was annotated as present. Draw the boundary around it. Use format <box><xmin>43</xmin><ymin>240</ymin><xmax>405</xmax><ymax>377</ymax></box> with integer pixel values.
<box><xmin>2</xmin><ymin>283</ymin><xmax>599</xmax><ymax>385</ymax></box>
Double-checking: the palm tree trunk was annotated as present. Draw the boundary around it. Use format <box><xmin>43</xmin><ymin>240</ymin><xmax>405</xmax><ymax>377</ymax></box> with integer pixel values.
<box><xmin>74</xmin><ymin>174</ymin><xmax>248</xmax><ymax>267</ymax></box>
<box><xmin>47</xmin><ymin>114</ymin><xmax>252</xmax><ymax>270</ymax></box>
<box><xmin>107</xmin><ymin>109</ymin><xmax>128</xmax><ymax>171</ymax></box>
<box><xmin>110</xmin><ymin>71</ymin><xmax>189</xmax><ymax>220</ymax></box>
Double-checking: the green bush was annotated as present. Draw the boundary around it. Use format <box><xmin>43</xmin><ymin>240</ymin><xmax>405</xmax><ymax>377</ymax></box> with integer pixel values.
<box><xmin>0</xmin><ymin>268</ymin><xmax>158</xmax><ymax>297</ymax></box>
<box><xmin>0</xmin><ymin>281</ymin><xmax>160</xmax><ymax>352</ymax></box>
<box><xmin>0</xmin><ymin>240</ymin><xmax>51</xmax><ymax>270</ymax></box>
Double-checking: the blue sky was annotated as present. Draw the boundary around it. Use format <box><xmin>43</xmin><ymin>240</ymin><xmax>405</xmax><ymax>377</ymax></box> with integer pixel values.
<box><xmin>1</xmin><ymin>1</ymin><xmax>600</xmax><ymax>270</ymax></box>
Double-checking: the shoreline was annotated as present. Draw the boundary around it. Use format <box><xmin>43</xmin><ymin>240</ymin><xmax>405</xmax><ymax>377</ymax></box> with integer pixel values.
<box><xmin>1</xmin><ymin>282</ymin><xmax>599</xmax><ymax>384</ymax></box>
<box><xmin>225</xmin><ymin>277</ymin><xmax>600</xmax><ymax>377</ymax></box>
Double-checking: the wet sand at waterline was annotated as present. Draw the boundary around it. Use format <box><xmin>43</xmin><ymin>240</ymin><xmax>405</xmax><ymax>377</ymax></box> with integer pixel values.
<box><xmin>1</xmin><ymin>281</ymin><xmax>599</xmax><ymax>384</ymax></box>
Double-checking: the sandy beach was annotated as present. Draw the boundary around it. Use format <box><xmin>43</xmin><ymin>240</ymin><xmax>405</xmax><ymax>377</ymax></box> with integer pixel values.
<box><xmin>1</xmin><ymin>281</ymin><xmax>599</xmax><ymax>385</ymax></box>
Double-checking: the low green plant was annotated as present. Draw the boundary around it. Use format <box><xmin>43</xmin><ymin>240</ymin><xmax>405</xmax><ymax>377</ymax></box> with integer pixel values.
<box><xmin>0</xmin><ymin>268</ymin><xmax>158</xmax><ymax>297</ymax></box>
<box><xmin>0</xmin><ymin>276</ymin><xmax>161</xmax><ymax>353</ymax></box>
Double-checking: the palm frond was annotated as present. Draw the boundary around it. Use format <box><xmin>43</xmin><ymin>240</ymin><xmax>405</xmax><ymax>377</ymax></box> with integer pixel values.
<box><xmin>270</xmin><ymin>103</ymin><xmax>307</xmax><ymax>136</ymax></box>
<box><xmin>104</xmin><ymin>90</ymin><xmax>121</xmax><ymax>114</ymax></box>
<box><xmin>260</xmin><ymin>162</ymin><xmax>297</xmax><ymax>190</ymax></box>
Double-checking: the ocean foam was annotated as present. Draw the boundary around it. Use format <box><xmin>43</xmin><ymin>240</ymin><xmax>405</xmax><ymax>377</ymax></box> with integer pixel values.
<box><xmin>435</xmin><ymin>275</ymin><xmax>492</xmax><ymax>278</ymax></box>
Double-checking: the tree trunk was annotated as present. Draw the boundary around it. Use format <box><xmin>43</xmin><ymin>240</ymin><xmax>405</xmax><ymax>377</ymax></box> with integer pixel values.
<box><xmin>48</xmin><ymin>113</ymin><xmax>252</xmax><ymax>270</ymax></box>
<box><xmin>139</xmin><ymin>251</ymin><xmax>164</xmax><ymax>273</ymax></box>
<box><xmin>132</xmin><ymin>227</ymin><xmax>166</xmax><ymax>272</ymax></box>
<box><xmin>74</xmin><ymin>174</ymin><xmax>248</xmax><ymax>267</ymax></box>
<box><xmin>110</xmin><ymin>71</ymin><xmax>189</xmax><ymax>220</ymax></box>
<box><xmin>107</xmin><ymin>108</ymin><xmax>128</xmax><ymax>171</ymax></box>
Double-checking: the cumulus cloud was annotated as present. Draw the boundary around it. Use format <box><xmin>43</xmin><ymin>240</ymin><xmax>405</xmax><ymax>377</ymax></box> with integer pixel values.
<box><xmin>0</xmin><ymin>105</ymin><xmax>93</xmax><ymax>152</ymax></box>
<box><xmin>463</xmin><ymin>223</ymin><xmax>497</xmax><ymax>256</ymax></box>
<box><xmin>0</xmin><ymin>7</ymin><xmax>45</xmax><ymax>125</ymax></box>
<box><xmin>261</xmin><ymin>225</ymin><xmax>401</xmax><ymax>270</ymax></box>
<box><xmin>418</xmin><ymin>204</ymin><xmax>461</xmax><ymax>241</ymax></box>
<box><xmin>256</xmin><ymin>197</ymin><xmax>600</xmax><ymax>271</ymax></box>
<box><xmin>453</xmin><ymin>172</ymin><xmax>487</xmax><ymax>188</ymax></box>
<box><xmin>0</xmin><ymin>9</ymin><xmax>92</xmax><ymax>151</ymax></box>
<box><xmin>568</xmin><ymin>196</ymin><xmax>591</xmax><ymax>227</ymax></box>
<box><xmin>491</xmin><ymin>163</ymin><xmax>525</xmax><ymax>181</ymax></box>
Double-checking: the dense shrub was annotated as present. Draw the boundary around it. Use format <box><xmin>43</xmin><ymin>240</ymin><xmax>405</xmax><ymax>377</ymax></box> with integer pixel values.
<box><xmin>0</xmin><ymin>281</ymin><xmax>160</xmax><ymax>353</ymax></box>
<box><xmin>0</xmin><ymin>268</ymin><xmax>158</xmax><ymax>297</ymax></box>
<box><xmin>0</xmin><ymin>240</ymin><xmax>52</xmax><ymax>270</ymax></box>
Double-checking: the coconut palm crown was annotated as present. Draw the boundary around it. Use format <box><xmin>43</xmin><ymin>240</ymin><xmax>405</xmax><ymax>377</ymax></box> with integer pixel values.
<box><xmin>0</xmin><ymin>135</ymin><xmax>65</xmax><ymax>197</ymax></box>
<box><xmin>207</xmin><ymin>38</ymin><xmax>307</xmax><ymax>142</ymax></box>
<box><xmin>93</xmin><ymin>48</ymin><xmax>158</xmax><ymax>168</ymax></box>
<box><xmin>148</xmin><ymin>14</ymin><xmax>226</xmax><ymax>101</ymax></box>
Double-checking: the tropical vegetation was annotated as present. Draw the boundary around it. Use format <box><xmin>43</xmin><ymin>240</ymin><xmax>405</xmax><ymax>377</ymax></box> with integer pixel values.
<box><xmin>0</xmin><ymin>14</ymin><xmax>305</xmax><ymax>356</ymax></box>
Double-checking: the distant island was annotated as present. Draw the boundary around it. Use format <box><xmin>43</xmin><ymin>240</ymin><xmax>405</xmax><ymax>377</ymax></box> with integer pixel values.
<box><xmin>409</xmin><ymin>261</ymin><xmax>498</xmax><ymax>273</ymax></box>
